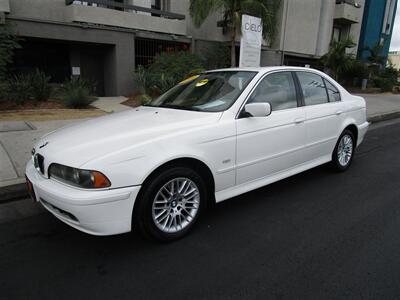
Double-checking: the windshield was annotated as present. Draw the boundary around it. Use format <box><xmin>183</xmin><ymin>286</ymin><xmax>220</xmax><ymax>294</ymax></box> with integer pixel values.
<box><xmin>145</xmin><ymin>71</ymin><xmax>257</xmax><ymax>112</ymax></box>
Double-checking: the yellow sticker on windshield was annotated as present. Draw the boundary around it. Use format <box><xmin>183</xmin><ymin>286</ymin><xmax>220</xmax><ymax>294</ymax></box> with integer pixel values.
<box><xmin>179</xmin><ymin>75</ymin><xmax>199</xmax><ymax>85</ymax></box>
<box><xmin>195</xmin><ymin>79</ymin><xmax>209</xmax><ymax>87</ymax></box>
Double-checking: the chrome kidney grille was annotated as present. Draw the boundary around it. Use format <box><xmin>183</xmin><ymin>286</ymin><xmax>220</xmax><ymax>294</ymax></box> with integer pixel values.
<box><xmin>34</xmin><ymin>154</ymin><xmax>45</xmax><ymax>175</ymax></box>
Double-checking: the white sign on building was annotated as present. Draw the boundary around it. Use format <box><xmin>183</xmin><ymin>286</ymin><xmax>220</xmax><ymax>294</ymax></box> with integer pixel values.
<box><xmin>239</xmin><ymin>14</ymin><xmax>263</xmax><ymax>68</ymax></box>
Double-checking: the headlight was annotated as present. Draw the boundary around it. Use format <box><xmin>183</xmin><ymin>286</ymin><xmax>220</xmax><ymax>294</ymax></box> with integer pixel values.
<box><xmin>48</xmin><ymin>163</ymin><xmax>111</xmax><ymax>189</ymax></box>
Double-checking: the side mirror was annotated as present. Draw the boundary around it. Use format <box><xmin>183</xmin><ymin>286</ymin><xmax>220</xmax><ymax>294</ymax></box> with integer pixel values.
<box><xmin>243</xmin><ymin>102</ymin><xmax>271</xmax><ymax>118</ymax></box>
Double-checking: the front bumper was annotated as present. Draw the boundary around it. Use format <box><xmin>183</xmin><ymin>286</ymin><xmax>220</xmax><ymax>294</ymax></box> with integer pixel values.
<box><xmin>26</xmin><ymin>160</ymin><xmax>140</xmax><ymax>236</ymax></box>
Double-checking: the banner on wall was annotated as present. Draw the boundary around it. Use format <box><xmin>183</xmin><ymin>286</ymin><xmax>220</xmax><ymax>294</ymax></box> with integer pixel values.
<box><xmin>239</xmin><ymin>14</ymin><xmax>263</xmax><ymax>68</ymax></box>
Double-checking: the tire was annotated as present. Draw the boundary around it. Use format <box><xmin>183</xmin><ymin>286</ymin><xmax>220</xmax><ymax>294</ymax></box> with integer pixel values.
<box><xmin>331</xmin><ymin>129</ymin><xmax>355</xmax><ymax>172</ymax></box>
<box><xmin>133</xmin><ymin>166</ymin><xmax>207</xmax><ymax>241</ymax></box>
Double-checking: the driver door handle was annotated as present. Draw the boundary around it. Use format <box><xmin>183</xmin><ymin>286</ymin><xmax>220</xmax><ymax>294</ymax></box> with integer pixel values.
<box><xmin>335</xmin><ymin>110</ymin><xmax>343</xmax><ymax>115</ymax></box>
<box><xmin>294</xmin><ymin>117</ymin><xmax>305</xmax><ymax>124</ymax></box>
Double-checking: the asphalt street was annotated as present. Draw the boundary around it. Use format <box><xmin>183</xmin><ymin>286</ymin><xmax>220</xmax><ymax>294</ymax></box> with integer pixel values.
<box><xmin>1</xmin><ymin>120</ymin><xmax>400</xmax><ymax>300</ymax></box>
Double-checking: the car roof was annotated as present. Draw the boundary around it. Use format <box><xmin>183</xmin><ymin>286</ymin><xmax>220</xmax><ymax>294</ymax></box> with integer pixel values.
<box><xmin>206</xmin><ymin>66</ymin><xmax>322</xmax><ymax>74</ymax></box>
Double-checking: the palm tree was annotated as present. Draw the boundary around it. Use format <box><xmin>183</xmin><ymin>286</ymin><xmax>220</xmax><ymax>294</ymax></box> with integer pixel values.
<box><xmin>189</xmin><ymin>0</ymin><xmax>281</xmax><ymax>67</ymax></box>
<box><xmin>320</xmin><ymin>37</ymin><xmax>356</xmax><ymax>81</ymax></box>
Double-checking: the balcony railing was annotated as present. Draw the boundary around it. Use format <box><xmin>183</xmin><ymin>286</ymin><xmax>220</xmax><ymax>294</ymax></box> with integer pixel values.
<box><xmin>65</xmin><ymin>0</ymin><xmax>185</xmax><ymax>20</ymax></box>
<box><xmin>336</xmin><ymin>0</ymin><xmax>361</xmax><ymax>8</ymax></box>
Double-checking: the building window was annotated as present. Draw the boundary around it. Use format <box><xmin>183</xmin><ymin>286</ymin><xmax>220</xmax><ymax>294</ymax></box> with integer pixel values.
<box><xmin>332</xmin><ymin>27</ymin><xmax>341</xmax><ymax>42</ymax></box>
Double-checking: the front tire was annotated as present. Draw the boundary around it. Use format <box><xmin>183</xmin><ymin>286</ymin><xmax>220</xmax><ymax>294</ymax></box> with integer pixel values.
<box><xmin>331</xmin><ymin>129</ymin><xmax>355</xmax><ymax>172</ymax></box>
<box><xmin>133</xmin><ymin>166</ymin><xmax>206</xmax><ymax>241</ymax></box>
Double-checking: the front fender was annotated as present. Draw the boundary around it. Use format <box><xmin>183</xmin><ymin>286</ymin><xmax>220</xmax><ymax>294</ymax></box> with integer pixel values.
<box><xmin>82</xmin><ymin>121</ymin><xmax>236</xmax><ymax>191</ymax></box>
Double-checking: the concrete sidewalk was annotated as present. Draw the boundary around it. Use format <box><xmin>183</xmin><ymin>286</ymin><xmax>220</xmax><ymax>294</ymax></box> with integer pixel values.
<box><xmin>0</xmin><ymin>93</ymin><xmax>399</xmax><ymax>198</ymax></box>
<box><xmin>360</xmin><ymin>93</ymin><xmax>400</xmax><ymax>122</ymax></box>
<box><xmin>91</xmin><ymin>96</ymin><xmax>129</xmax><ymax>113</ymax></box>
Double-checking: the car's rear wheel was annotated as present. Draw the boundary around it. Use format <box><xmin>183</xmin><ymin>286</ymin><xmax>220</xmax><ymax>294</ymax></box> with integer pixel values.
<box><xmin>332</xmin><ymin>129</ymin><xmax>355</xmax><ymax>171</ymax></box>
<box><xmin>133</xmin><ymin>166</ymin><xmax>206</xmax><ymax>241</ymax></box>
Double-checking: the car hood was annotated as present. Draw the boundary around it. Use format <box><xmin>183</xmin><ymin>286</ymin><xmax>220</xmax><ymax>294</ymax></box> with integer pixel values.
<box><xmin>35</xmin><ymin>106</ymin><xmax>222</xmax><ymax>167</ymax></box>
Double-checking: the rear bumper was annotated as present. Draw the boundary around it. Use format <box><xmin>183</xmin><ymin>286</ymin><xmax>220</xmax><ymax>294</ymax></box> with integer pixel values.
<box><xmin>357</xmin><ymin>121</ymin><xmax>369</xmax><ymax>147</ymax></box>
<box><xmin>26</xmin><ymin>160</ymin><xmax>140</xmax><ymax>236</ymax></box>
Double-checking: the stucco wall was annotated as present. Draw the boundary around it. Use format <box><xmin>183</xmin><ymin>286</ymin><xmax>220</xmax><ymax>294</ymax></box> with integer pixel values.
<box><xmin>282</xmin><ymin>0</ymin><xmax>323</xmax><ymax>56</ymax></box>
<box><xmin>9</xmin><ymin>0</ymin><xmax>67</xmax><ymax>21</ymax></box>
<box><xmin>170</xmin><ymin>0</ymin><xmax>228</xmax><ymax>42</ymax></box>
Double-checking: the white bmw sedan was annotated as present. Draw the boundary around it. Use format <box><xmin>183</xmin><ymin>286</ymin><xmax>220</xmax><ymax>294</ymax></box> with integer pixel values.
<box><xmin>26</xmin><ymin>67</ymin><xmax>369</xmax><ymax>241</ymax></box>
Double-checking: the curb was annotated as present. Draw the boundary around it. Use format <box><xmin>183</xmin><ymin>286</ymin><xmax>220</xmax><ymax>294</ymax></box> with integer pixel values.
<box><xmin>367</xmin><ymin>111</ymin><xmax>400</xmax><ymax>124</ymax></box>
<box><xmin>1</xmin><ymin>110</ymin><xmax>400</xmax><ymax>204</ymax></box>
<box><xmin>0</xmin><ymin>183</ymin><xmax>28</xmax><ymax>204</ymax></box>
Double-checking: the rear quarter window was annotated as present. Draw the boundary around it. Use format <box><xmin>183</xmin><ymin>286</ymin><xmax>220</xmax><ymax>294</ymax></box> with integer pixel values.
<box><xmin>324</xmin><ymin>79</ymin><xmax>341</xmax><ymax>102</ymax></box>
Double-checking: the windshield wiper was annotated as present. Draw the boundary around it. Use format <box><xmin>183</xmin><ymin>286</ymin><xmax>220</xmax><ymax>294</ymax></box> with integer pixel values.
<box><xmin>158</xmin><ymin>104</ymin><xmax>202</xmax><ymax>112</ymax></box>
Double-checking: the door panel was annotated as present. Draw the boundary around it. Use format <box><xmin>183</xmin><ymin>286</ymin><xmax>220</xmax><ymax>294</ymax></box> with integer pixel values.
<box><xmin>295</xmin><ymin>71</ymin><xmax>345</xmax><ymax>160</ymax></box>
<box><xmin>236</xmin><ymin>107</ymin><xmax>307</xmax><ymax>185</ymax></box>
<box><xmin>304</xmin><ymin>102</ymin><xmax>345</xmax><ymax>160</ymax></box>
<box><xmin>236</xmin><ymin>71</ymin><xmax>307</xmax><ymax>185</ymax></box>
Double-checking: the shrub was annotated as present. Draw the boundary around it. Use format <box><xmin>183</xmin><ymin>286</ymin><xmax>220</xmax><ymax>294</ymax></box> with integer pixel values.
<box><xmin>29</xmin><ymin>69</ymin><xmax>52</xmax><ymax>101</ymax></box>
<box><xmin>63</xmin><ymin>77</ymin><xmax>93</xmax><ymax>108</ymax></box>
<box><xmin>135</xmin><ymin>51</ymin><xmax>204</xmax><ymax>95</ymax></box>
<box><xmin>6</xmin><ymin>74</ymin><xmax>32</xmax><ymax>105</ymax></box>
<box><xmin>134</xmin><ymin>65</ymin><xmax>148</xmax><ymax>94</ymax></box>
<box><xmin>373</xmin><ymin>66</ymin><xmax>399</xmax><ymax>92</ymax></box>
<box><xmin>392</xmin><ymin>85</ymin><xmax>400</xmax><ymax>94</ymax></box>
<box><xmin>374</xmin><ymin>77</ymin><xmax>395</xmax><ymax>92</ymax></box>
<box><xmin>137</xmin><ymin>94</ymin><xmax>152</xmax><ymax>105</ymax></box>
<box><xmin>201</xmin><ymin>43</ymin><xmax>230</xmax><ymax>69</ymax></box>
<box><xmin>0</xmin><ymin>81</ymin><xmax>7</xmax><ymax>101</ymax></box>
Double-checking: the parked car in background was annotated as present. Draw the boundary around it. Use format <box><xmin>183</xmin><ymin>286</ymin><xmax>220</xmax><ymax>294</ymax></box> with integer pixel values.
<box><xmin>26</xmin><ymin>67</ymin><xmax>369</xmax><ymax>241</ymax></box>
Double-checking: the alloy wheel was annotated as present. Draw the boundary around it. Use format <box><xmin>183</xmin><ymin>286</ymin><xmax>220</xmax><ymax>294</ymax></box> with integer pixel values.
<box><xmin>337</xmin><ymin>134</ymin><xmax>353</xmax><ymax>167</ymax></box>
<box><xmin>152</xmin><ymin>177</ymin><xmax>200</xmax><ymax>233</ymax></box>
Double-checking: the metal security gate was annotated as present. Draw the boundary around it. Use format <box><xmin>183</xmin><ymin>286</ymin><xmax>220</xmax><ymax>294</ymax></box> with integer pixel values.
<box><xmin>135</xmin><ymin>38</ymin><xmax>190</xmax><ymax>67</ymax></box>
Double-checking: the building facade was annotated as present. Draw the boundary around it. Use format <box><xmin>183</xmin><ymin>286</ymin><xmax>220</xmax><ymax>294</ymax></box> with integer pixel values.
<box><xmin>389</xmin><ymin>51</ymin><xmax>400</xmax><ymax>69</ymax></box>
<box><xmin>265</xmin><ymin>0</ymin><xmax>365</xmax><ymax>67</ymax></box>
<box><xmin>357</xmin><ymin>0</ymin><xmax>398</xmax><ymax>62</ymax></box>
<box><xmin>0</xmin><ymin>0</ymin><xmax>367</xmax><ymax>96</ymax></box>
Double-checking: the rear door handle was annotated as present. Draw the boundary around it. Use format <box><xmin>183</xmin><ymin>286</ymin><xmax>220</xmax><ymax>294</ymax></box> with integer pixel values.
<box><xmin>294</xmin><ymin>118</ymin><xmax>305</xmax><ymax>124</ymax></box>
<box><xmin>335</xmin><ymin>110</ymin><xmax>343</xmax><ymax>115</ymax></box>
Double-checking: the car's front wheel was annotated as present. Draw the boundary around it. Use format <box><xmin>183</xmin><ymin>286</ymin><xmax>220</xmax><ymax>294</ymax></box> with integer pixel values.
<box><xmin>133</xmin><ymin>166</ymin><xmax>206</xmax><ymax>241</ymax></box>
<box><xmin>332</xmin><ymin>129</ymin><xmax>355</xmax><ymax>171</ymax></box>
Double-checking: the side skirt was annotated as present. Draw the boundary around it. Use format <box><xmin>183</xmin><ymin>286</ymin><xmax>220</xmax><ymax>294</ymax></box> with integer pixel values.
<box><xmin>215</xmin><ymin>155</ymin><xmax>331</xmax><ymax>203</ymax></box>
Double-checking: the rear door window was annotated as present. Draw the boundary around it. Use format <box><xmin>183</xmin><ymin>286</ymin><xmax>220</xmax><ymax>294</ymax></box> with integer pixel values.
<box><xmin>296</xmin><ymin>72</ymin><xmax>329</xmax><ymax>106</ymax></box>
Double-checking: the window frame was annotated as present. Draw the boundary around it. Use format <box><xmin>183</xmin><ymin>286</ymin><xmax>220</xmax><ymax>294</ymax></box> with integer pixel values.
<box><xmin>237</xmin><ymin>70</ymin><xmax>302</xmax><ymax>118</ymax></box>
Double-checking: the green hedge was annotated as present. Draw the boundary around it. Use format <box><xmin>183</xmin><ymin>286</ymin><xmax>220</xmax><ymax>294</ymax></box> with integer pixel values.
<box><xmin>135</xmin><ymin>51</ymin><xmax>204</xmax><ymax>95</ymax></box>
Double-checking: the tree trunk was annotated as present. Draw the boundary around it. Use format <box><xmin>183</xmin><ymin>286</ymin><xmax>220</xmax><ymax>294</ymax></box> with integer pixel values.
<box><xmin>231</xmin><ymin>26</ymin><xmax>236</xmax><ymax>67</ymax></box>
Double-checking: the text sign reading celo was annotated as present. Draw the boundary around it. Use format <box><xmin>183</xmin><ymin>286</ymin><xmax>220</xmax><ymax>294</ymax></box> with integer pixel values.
<box><xmin>239</xmin><ymin>14</ymin><xmax>262</xmax><ymax>68</ymax></box>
